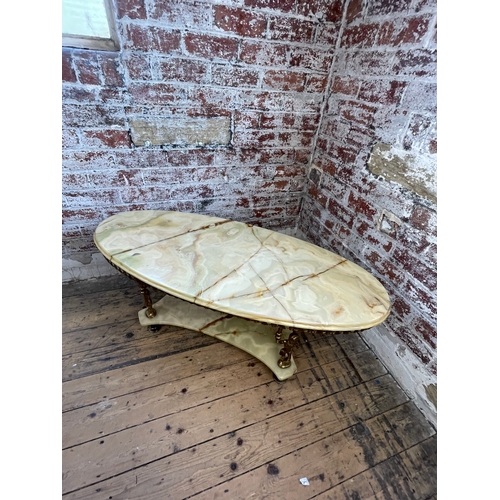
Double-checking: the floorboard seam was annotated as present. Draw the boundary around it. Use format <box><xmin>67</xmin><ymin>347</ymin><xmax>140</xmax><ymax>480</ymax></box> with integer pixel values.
<box><xmin>62</xmin><ymin>344</ymin><xmax>371</xmax><ymax>412</ymax></box>
<box><xmin>62</xmin><ymin>374</ymin><xmax>405</xmax><ymax>495</ymax></box>
<box><xmin>306</xmin><ymin>434</ymin><xmax>437</xmax><ymax>500</ymax></box>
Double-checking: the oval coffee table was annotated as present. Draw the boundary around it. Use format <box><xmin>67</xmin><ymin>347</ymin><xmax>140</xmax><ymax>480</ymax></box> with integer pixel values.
<box><xmin>94</xmin><ymin>210</ymin><xmax>391</xmax><ymax>380</ymax></box>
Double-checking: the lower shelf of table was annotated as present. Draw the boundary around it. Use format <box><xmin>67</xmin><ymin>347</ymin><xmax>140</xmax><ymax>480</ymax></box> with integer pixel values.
<box><xmin>138</xmin><ymin>294</ymin><xmax>298</xmax><ymax>381</ymax></box>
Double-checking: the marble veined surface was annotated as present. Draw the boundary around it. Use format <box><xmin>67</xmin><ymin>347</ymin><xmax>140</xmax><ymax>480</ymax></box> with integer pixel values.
<box><xmin>94</xmin><ymin>210</ymin><xmax>391</xmax><ymax>331</ymax></box>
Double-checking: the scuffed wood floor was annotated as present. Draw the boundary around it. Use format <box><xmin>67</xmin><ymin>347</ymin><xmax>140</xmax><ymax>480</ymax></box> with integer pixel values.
<box><xmin>62</xmin><ymin>274</ymin><xmax>437</xmax><ymax>500</ymax></box>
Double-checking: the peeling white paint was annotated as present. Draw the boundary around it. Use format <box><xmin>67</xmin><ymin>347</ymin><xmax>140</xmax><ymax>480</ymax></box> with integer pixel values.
<box><xmin>62</xmin><ymin>253</ymin><xmax>118</xmax><ymax>282</ymax></box>
<box><xmin>377</xmin><ymin>208</ymin><xmax>402</xmax><ymax>234</ymax></box>
<box><xmin>368</xmin><ymin>143</ymin><xmax>437</xmax><ymax>203</ymax></box>
<box><xmin>361</xmin><ymin>323</ymin><xmax>437</xmax><ymax>427</ymax></box>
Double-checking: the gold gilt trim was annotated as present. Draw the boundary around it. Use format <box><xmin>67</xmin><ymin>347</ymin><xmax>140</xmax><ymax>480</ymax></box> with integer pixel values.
<box><xmin>104</xmin><ymin>257</ymin><xmax>157</xmax><ymax>318</ymax></box>
<box><xmin>275</xmin><ymin>326</ymin><xmax>300</xmax><ymax>369</ymax></box>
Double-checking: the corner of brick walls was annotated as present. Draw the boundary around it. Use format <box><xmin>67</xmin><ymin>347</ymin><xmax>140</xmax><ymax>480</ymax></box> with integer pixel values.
<box><xmin>298</xmin><ymin>0</ymin><xmax>437</xmax><ymax>412</ymax></box>
<box><xmin>62</xmin><ymin>0</ymin><xmax>348</xmax><ymax>278</ymax></box>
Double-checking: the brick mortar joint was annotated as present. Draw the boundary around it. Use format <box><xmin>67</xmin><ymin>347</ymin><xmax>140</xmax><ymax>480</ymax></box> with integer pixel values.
<box><xmin>140</xmin><ymin>1</ymin><xmax>343</xmax><ymax>24</ymax></box>
<box><xmin>422</xmin><ymin>13</ymin><xmax>437</xmax><ymax>50</ymax></box>
<box><xmin>303</xmin><ymin>2</ymin><xmax>352</xmax><ymax>208</ymax></box>
<box><xmin>119</xmin><ymin>18</ymin><xmax>336</xmax><ymax>49</ymax></box>
<box><xmin>346</xmin><ymin>10</ymin><xmax>436</xmax><ymax>24</ymax></box>
<box><xmin>328</xmin><ymin>73</ymin><xmax>437</xmax><ymax>83</ymax></box>
<box><xmin>118</xmin><ymin>52</ymin><xmax>333</xmax><ymax>76</ymax></box>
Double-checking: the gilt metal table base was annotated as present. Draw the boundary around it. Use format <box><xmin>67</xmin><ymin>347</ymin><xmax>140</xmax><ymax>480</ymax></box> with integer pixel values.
<box><xmin>138</xmin><ymin>293</ymin><xmax>299</xmax><ymax>381</ymax></box>
<box><xmin>275</xmin><ymin>327</ymin><xmax>300</xmax><ymax>369</ymax></box>
<box><xmin>105</xmin><ymin>257</ymin><xmax>157</xmax><ymax>319</ymax></box>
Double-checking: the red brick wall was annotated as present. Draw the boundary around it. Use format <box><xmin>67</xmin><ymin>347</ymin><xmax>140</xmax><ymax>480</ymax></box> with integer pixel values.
<box><xmin>299</xmin><ymin>0</ymin><xmax>437</xmax><ymax>379</ymax></box>
<box><xmin>62</xmin><ymin>0</ymin><xmax>437</xmax><ymax>394</ymax></box>
<box><xmin>62</xmin><ymin>0</ymin><xmax>342</xmax><ymax>266</ymax></box>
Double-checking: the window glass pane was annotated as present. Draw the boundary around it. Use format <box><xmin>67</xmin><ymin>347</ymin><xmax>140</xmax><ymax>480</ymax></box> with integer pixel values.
<box><xmin>62</xmin><ymin>0</ymin><xmax>110</xmax><ymax>39</ymax></box>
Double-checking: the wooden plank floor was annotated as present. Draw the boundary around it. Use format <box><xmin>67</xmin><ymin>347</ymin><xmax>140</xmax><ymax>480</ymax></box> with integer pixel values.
<box><xmin>62</xmin><ymin>274</ymin><xmax>437</xmax><ymax>500</ymax></box>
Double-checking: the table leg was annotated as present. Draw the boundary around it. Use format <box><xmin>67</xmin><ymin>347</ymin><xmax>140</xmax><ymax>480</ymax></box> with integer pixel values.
<box><xmin>275</xmin><ymin>327</ymin><xmax>300</xmax><ymax>369</ymax></box>
<box><xmin>137</xmin><ymin>281</ymin><xmax>157</xmax><ymax>319</ymax></box>
<box><xmin>104</xmin><ymin>256</ymin><xmax>157</xmax><ymax>319</ymax></box>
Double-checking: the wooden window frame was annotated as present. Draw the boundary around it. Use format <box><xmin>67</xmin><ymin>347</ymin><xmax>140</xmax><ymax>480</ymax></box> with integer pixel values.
<box><xmin>62</xmin><ymin>0</ymin><xmax>120</xmax><ymax>52</ymax></box>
